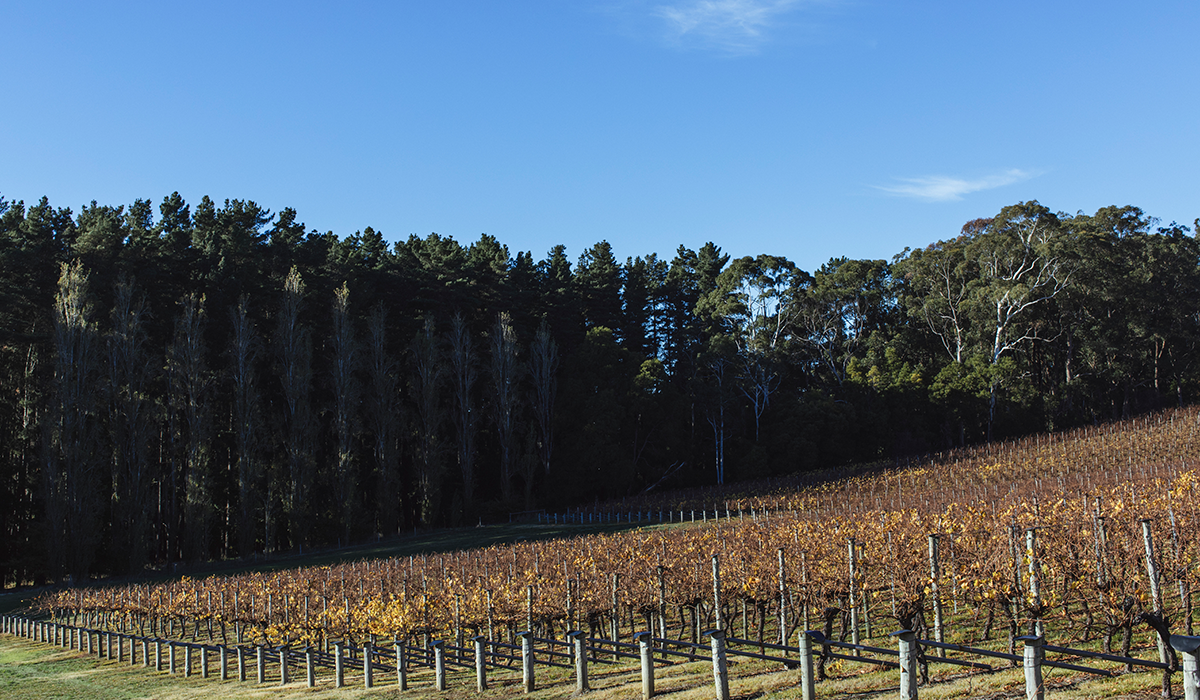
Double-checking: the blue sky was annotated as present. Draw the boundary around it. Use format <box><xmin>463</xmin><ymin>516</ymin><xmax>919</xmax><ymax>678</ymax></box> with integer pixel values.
<box><xmin>2</xmin><ymin>1</ymin><xmax>1197</xmax><ymax>273</ymax></box>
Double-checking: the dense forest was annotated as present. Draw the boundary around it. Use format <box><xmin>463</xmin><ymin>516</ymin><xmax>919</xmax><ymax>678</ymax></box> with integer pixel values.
<box><xmin>1</xmin><ymin>192</ymin><xmax>1196</xmax><ymax>586</ymax></box>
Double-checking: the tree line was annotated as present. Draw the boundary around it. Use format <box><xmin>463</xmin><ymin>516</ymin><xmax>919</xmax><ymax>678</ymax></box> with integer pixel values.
<box><xmin>0</xmin><ymin>192</ymin><xmax>1196</xmax><ymax>585</ymax></box>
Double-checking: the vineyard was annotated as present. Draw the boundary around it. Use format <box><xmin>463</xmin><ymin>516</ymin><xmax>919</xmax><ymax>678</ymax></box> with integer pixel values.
<box><xmin>27</xmin><ymin>407</ymin><xmax>1200</xmax><ymax>696</ymax></box>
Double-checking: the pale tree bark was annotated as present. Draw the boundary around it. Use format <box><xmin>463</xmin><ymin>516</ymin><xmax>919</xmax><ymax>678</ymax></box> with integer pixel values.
<box><xmin>970</xmin><ymin>207</ymin><xmax>1070</xmax><ymax>439</ymax></box>
<box><xmin>228</xmin><ymin>295</ymin><xmax>262</xmax><ymax>557</ymax></box>
<box><xmin>108</xmin><ymin>275</ymin><xmax>153</xmax><ymax>572</ymax></box>
<box><xmin>449</xmin><ymin>313</ymin><xmax>480</xmax><ymax>512</ymax></box>
<box><xmin>47</xmin><ymin>260</ymin><xmax>102</xmax><ymax>583</ymax></box>
<box><xmin>528</xmin><ymin>318</ymin><xmax>558</xmax><ymax>476</ymax></box>
<box><xmin>490</xmin><ymin>312</ymin><xmax>523</xmax><ymax>507</ymax></box>
<box><xmin>275</xmin><ymin>267</ymin><xmax>314</xmax><ymax>548</ymax></box>
<box><xmin>168</xmin><ymin>293</ymin><xmax>212</xmax><ymax>563</ymax></box>
<box><xmin>366</xmin><ymin>303</ymin><xmax>401</xmax><ymax>535</ymax></box>
<box><xmin>412</xmin><ymin>316</ymin><xmax>444</xmax><ymax>527</ymax></box>
<box><xmin>331</xmin><ymin>283</ymin><xmax>361</xmax><ymax>544</ymax></box>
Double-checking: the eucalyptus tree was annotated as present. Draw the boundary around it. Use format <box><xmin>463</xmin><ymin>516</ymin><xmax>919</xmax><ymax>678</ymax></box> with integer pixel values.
<box><xmin>47</xmin><ymin>260</ymin><xmax>102</xmax><ymax>581</ymax></box>
<box><xmin>366</xmin><ymin>303</ymin><xmax>402</xmax><ymax>534</ymax></box>
<box><xmin>490</xmin><ymin>312</ymin><xmax>523</xmax><ymax>506</ymax></box>
<box><xmin>966</xmin><ymin>202</ymin><xmax>1071</xmax><ymax>437</ymax></box>
<box><xmin>412</xmin><ymin>317</ymin><xmax>445</xmax><ymax>526</ymax></box>
<box><xmin>707</xmin><ymin>254</ymin><xmax>800</xmax><ymax>441</ymax></box>
<box><xmin>168</xmin><ymin>292</ymin><xmax>212</xmax><ymax>562</ymax></box>
<box><xmin>228</xmin><ymin>295</ymin><xmax>262</xmax><ymax>556</ymax></box>
<box><xmin>275</xmin><ymin>266</ymin><xmax>315</xmax><ymax>548</ymax></box>
<box><xmin>107</xmin><ymin>276</ymin><xmax>154</xmax><ymax>571</ymax></box>
<box><xmin>331</xmin><ymin>282</ymin><xmax>361</xmax><ymax>543</ymax></box>
<box><xmin>448</xmin><ymin>312</ymin><xmax>480</xmax><ymax>511</ymax></box>
<box><xmin>528</xmin><ymin>318</ymin><xmax>558</xmax><ymax>476</ymax></box>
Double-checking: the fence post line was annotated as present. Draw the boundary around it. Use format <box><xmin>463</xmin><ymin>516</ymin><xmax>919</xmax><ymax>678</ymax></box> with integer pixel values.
<box><xmin>636</xmin><ymin>631</ymin><xmax>655</xmax><ymax>699</ymax></box>
<box><xmin>363</xmin><ymin>641</ymin><xmax>374</xmax><ymax>688</ymax></box>
<box><xmin>798</xmin><ymin>631</ymin><xmax>816</xmax><ymax>700</ymax></box>
<box><xmin>237</xmin><ymin>645</ymin><xmax>246</xmax><ymax>681</ymax></box>
<box><xmin>707</xmin><ymin>629</ymin><xmax>731</xmax><ymax>700</ymax></box>
<box><xmin>1171</xmin><ymin>635</ymin><xmax>1200</xmax><ymax>700</ymax></box>
<box><xmin>893</xmin><ymin>630</ymin><xmax>918</xmax><ymax>700</ymax></box>
<box><xmin>220</xmin><ymin>645</ymin><xmax>229</xmax><ymax>680</ymax></box>
<box><xmin>334</xmin><ymin>641</ymin><xmax>345</xmax><ymax>687</ymax></box>
<box><xmin>155</xmin><ymin>639</ymin><xmax>163</xmax><ymax>672</ymax></box>
<box><xmin>433</xmin><ymin>640</ymin><xmax>447</xmax><ymax>691</ymax></box>
<box><xmin>201</xmin><ymin>645</ymin><xmax>209</xmax><ymax>678</ymax></box>
<box><xmin>1017</xmin><ymin>635</ymin><xmax>1045</xmax><ymax>700</ymax></box>
<box><xmin>520</xmin><ymin>630</ymin><xmax>535</xmax><ymax>693</ymax></box>
<box><xmin>170</xmin><ymin>641</ymin><xmax>179</xmax><ymax>675</ymax></box>
<box><xmin>474</xmin><ymin>635</ymin><xmax>488</xmax><ymax>692</ymax></box>
<box><xmin>142</xmin><ymin>639</ymin><xmax>150</xmax><ymax>668</ymax></box>
<box><xmin>569</xmin><ymin>630</ymin><xmax>589</xmax><ymax>693</ymax></box>
<box><xmin>256</xmin><ymin>645</ymin><xmax>265</xmax><ymax>684</ymax></box>
<box><xmin>279</xmin><ymin>645</ymin><xmax>289</xmax><ymax>686</ymax></box>
<box><xmin>306</xmin><ymin>646</ymin><xmax>315</xmax><ymax>687</ymax></box>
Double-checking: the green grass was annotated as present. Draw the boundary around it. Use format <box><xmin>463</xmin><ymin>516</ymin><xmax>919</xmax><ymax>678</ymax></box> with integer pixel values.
<box><xmin>0</xmin><ymin>631</ymin><xmax>1176</xmax><ymax>700</ymax></box>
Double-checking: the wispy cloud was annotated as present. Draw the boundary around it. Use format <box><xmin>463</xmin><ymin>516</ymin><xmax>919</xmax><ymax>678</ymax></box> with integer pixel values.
<box><xmin>653</xmin><ymin>0</ymin><xmax>803</xmax><ymax>53</ymax></box>
<box><xmin>875</xmin><ymin>169</ymin><xmax>1035</xmax><ymax>202</ymax></box>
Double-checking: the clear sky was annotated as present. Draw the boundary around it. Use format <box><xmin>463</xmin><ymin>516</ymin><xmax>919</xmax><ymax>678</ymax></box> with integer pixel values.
<box><xmin>3</xmin><ymin>1</ymin><xmax>1196</xmax><ymax>273</ymax></box>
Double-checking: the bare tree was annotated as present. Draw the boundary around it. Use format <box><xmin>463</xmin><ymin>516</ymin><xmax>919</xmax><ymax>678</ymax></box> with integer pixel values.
<box><xmin>46</xmin><ymin>260</ymin><xmax>102</xmax><ymax>582</ymax></box>
<box><xmin>275</xmin><ymin>266</ymin><xmax>314</xmax><ymax>548</ymax></box>
<box><xmin>490</xmin><ymin>312</ymin><xmax>522</xmax><ymax>506</ymax></box>
<box><xmin>168</xmin><ymin>293</ymin><xmax>212</xmax><ymax>562</ymax></box>
<box><xmin>412</xmin><ymin>316</ymin><xmax>444</xmax><ymax>526</ymax></box>
<box><xmin>366</xmin><ymin>303</ymin><xmax>401</xmax><ymax>535</ymax></box>
<box><xmin>108</xmin><ymin>275</ymin><xmax>153</xmax><ymax>572</ymax></box>
<box><xmin>331</xmin><ymin>282</ymin><xmax>361</xmax><ymax>544</ymax></box>
<box><xmin>528</xmin><ymin>318</ymin><xmax>558</xmax><ymax>476</ymax></box>
<box><xmin>448</xmin><ymin>313</ymin><xmax>480</xmax><ymax>511</ymax></box>
<box><xmin>228</xmin><ymin>295</ymin><xmax>262</xmax><ymax>556</ymax></box>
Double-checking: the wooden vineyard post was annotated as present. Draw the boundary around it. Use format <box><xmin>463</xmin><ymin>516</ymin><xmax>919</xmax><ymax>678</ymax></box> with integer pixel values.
<box><xmin>1025</xmin><ymin>529</ymin><xmax>1042</xmax><ymax>637</ymax></box>
<box><xmin>256</xmin><ymin>645</ymin><xmax>265</xmax><ymax>684</ymax></box>
<box><xmin>636</xmin><ymin>631</ymin><xmax>655</xmax><ymax>699</ymax></box>
<box><xmin>306</xmin><ymin>647</ymin><xmax>315</xmax><ymax>687</ymax></box>
<box><xmin>395</xmin><ymin>639</ymin><xmax>407</xmax><ymax>689</ymax></box>
<box><xmin>893</xmin><ymin>630</ymin><xmax>918</xmax><ymax>700</ymax></box>
<box><xmin>474</xmin><ymin>635</ymin><xmax>488</xmax><ymax>692</ymax></box>
<box><xmin>520</xmin><ymin>630</ymin><xmax>535</xmax><ymax>693</ymax></box>
<box><xmin>797</xmin><ymin>630</ymin><xmax>816</xmax><ymax>700</ymax></box>
<box><xmin>279</xmin><ymin>646</ymin><xmax>289</xmax><ymax>686</ymax></box>
<box><xmin>220</xmin><ymin>645</ymin><xmax>229</xmax><ymax>680</ymax></box>
<box><xmin>1170</xmin><ymin>635</ymin><xmax>1200</xmax><ymax>700</ymax></box>
<box><xmin>847</xmin><ymin>539</ymin><xmax>860</xmax><ymax>651</ymax></box>
<box><xmin>363</xmin><ymin>641</ymin><xmax>374</xmax><ymax>688</ymax></box>
<box><xmin>433</xmin><ymin>640</ymin><xmax>447</xmax><ymax>691</ymax></box>
<box><xmin>657</xmin><ymin>566</ymin><xmax>667</xmax><ymax>654</ymax></box>
<box><xmin>1142</xmin><ymin>518</ymin><xmax>1174</xmax><ymax>698</ymax></box>
<box><xmin>237</xmin><ymin>645</ymin><xmax>246</xmax><ymax>682</ymax></box>
<box><xmin>929</xmin><ymin>534</ymin><xmax>945</xmax><ymax>656</ymax></box>
<box><xmin>334</xmin><ymin>641</ymin><xmax>344</xmax><ymax>687</ymax></box>
<box><xmin>569</xmin><ymin>630</ymin><xmax>589</xmax><ymax>693</ymax></box>
<box><xmin>777</xmin><ymin>549</ymin><xmax>787</xmax><ymax>648</ymax></box>
<box><xmin>707</xmin><ymin>629</ymin><xmax>730</xmax><ymax>700</ymax></box>
<box><xmin>1018</xmin><ymin>635</ymin><xmax>1045</xmax><ymax>700</ymax></box>
<box><xmin>713</xmin><ymin>555</ymin><xmax>723</xmax><ymax>632</ymax></box>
